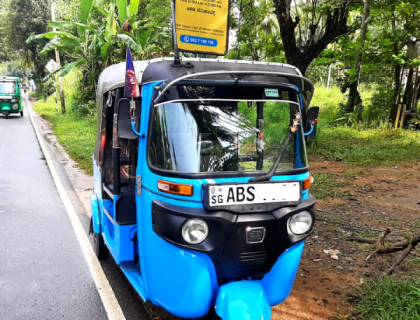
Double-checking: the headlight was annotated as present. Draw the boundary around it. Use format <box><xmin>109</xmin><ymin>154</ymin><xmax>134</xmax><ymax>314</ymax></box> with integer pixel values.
<box><xmin>289</xmin><ymin>211</ymin><xmax>313</xmax><ymax>235</ymax></box>
<box><xmin>11</xmin><ymin>99</ymin><xmax>17</xmax><ymax>102</ymax></box>
<box><xmin>12</xmin><ymin>104</ymin><xmax>18</xmax><ymax>110</ymax></box>
<box><xmin>181</xmin><ymin>218</ymin><xmax>209</xmax><ymax>244</ymax></box>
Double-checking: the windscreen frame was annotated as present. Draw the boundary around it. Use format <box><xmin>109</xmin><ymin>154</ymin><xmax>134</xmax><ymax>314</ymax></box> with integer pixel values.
<box><xmin>146</xmin><ymin>83</ymin><xmax>309</xmax><ymax>179</ymax></box>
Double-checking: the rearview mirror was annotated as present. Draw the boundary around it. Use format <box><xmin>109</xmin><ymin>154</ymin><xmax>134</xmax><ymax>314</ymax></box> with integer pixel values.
<box><xmin>303</xmin><ymin>106</ymin><xmax>319</xmax><ymax>141</ymax></box>
<box><xmin>117</xmin><ymin>98</ymin><xmax>141</xmax><ymax>140</ymax></box>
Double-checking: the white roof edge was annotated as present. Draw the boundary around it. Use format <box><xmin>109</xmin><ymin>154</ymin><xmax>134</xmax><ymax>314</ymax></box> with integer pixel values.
<box><xmin>96</xmin><ymin>58</ymin><xmax>302</xmax><ymax>98</ymax></box>
<box><xmin>139</xmin><ymin>57</ymin><xmax>302</xmax><ymax>76</ymax></box>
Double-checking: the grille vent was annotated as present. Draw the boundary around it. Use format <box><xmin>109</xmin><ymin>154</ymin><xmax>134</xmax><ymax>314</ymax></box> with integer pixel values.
<box><xmin>240</xmin><ymin>250</ymin><xmax>267</xmax><ymax>262</ymax></box>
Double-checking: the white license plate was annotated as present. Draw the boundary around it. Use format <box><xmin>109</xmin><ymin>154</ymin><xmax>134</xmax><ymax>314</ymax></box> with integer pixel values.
<box><xmin>208</xmin><ymin>182</ymin><xmax>300</xmax><ymax>207</ymax></box>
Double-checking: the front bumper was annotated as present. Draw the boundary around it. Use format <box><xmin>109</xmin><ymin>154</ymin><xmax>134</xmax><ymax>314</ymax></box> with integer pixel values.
<box><xmin>1</xmin><ymin>103</ymin><xmax>20</xmax><ymax>113</ymax></box>
<box><xmin>152</xmin><ymin>194</ymin><xmax>315</xmax><ymax>281</ymax></box>
<box><xmin>215</xmin><ymin>241</ymin><xmax>304</xmax><ymax>320</ymax></box>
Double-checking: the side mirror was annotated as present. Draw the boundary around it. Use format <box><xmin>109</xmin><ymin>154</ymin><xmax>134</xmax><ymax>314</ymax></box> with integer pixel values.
<box><xmin>117</xmin><ymin>98</ymin><xmax>141</xmax><ymax>139</ymax></box>
<box><xmin>303</xmin><ymin>106</ymin><xmax>319</xmax><ymax>141</ymax></box>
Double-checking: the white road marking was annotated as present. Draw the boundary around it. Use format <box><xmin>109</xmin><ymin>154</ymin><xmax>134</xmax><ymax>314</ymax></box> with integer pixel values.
<box><xmin>28</xmin><ymin>100</ymin><xmax>126</xmax><ymax>320</ymax></box>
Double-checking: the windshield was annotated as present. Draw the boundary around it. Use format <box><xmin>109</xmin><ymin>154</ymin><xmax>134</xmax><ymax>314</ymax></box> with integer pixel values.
<box><xmin>0</xmin><ymin>82</ymin><xmax>16</xmax><ymax>94</ymax></box>
<box><xmin>148</xmin><ymin>86</ymin><xmax>308</xmax><ymax>174</ymax></box>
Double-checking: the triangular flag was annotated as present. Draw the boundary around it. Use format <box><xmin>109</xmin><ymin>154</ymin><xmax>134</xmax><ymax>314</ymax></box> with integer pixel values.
<box><xmin>124</xmin><ymin>44</ymin><xmax>140</xmax><ymax>98</ymax></box>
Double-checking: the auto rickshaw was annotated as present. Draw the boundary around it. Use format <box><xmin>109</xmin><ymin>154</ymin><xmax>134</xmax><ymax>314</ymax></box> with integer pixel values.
<box><xmin>0</xmin><ymin>77</ymin><xmax>24</xmax><ymax>119</ymax></box>
<box><xmin>90</xmin><ymin>57</ymin><xmax>319</xmax><ymax>319</ymax></box>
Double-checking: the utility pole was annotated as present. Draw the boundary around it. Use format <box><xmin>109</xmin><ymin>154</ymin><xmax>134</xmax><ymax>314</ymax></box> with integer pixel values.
<box><xmin>51</xmin><ymin>0</ymin><xmax>66</xmax><ymax>114</ymax></box>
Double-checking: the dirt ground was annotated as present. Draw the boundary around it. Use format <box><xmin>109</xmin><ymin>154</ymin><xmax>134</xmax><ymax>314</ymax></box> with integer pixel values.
<box><xmin>34</xmin><ymin>106</ymin><xmax>420</xmax><ymax>319</ymax></box>
<box><xmin>272</xmin><ymin>160</ymin><xmax>420</xmax><ymax>320</ymax></box>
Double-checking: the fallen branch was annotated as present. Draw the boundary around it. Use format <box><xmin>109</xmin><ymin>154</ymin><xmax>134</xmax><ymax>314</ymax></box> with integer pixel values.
<box><xmin>386</xmin><ymin>237</ymin><xmax>420</xmax><ymax>275</ymax></box>
<box><xmin>366</xmin><ymin>228</ymin><xmax>391</xmax><ymax>261</ymax></box>
<box><xmin>346</xmin><ymin>237</ymin><xmax>376</xmax><ymax>244</ymax></box>
<box><xmin>346</xmin><ymin>228</ymin><xmax>420</xmax><ymax>275</ymax></box>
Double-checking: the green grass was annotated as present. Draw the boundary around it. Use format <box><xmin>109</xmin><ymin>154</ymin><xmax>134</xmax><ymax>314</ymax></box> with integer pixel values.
<box><xmin>308</xmin><ymin>126</ymin><xmax>420</xmax><ymax>166</ymax></box>
<box><xmin>33</xmin><ymin>95</ymin><xmax>96</xmax><ymax>175</ymax></box>
<box><xmin>311</xmin><ymin>85</ymin><xmax>374</xmax><ymax>127</ymax></box>
<box><xmin>310</xmin><ymin>172</ymin><xmax>340</xmax><ymax>199</ymax></box>
<box><xmin>352</xmin><ymin>278</ymin><xmax>420</xmax><ymax>320</ymax></box>
<box><xmin>310</xmin><ymin>170</ymin><xmax>360</xmax><ymax>199</ymax></box>
<box><xmin>308</xmin><ymin>85</ymin><xmax>420</xmax><ymax>167</ymax></box>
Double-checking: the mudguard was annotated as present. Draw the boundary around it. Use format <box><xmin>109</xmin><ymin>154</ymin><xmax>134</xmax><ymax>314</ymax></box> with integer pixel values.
<box><xmin>2</xmin><ymin>106</ymin><xmax>11</xmax><ymax>111</ymax></box>
<box><xmin>261</xmin><ymin>241</ymin><xmax>304</xmax><ymax>306</ymax></box>
<box><xmin>215</xmin><ymin>281</ymin><xmax>271</xmax><ymax>320</ymax></box>
<box><xmin>90</xmin><ymin>193</ymin><xmax>101</xmax><ymax>233</ymax></box>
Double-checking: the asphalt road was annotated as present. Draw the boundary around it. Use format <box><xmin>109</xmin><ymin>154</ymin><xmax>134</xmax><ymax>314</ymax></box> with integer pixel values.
<box><xmin>0</xmin><ymin>96</ymin><xmax>150</xmax><ymax>320</ymax></box>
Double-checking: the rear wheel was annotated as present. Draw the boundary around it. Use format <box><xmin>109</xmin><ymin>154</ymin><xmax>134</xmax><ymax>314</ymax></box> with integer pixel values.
<box><xmin>20</xmin><ymin>111</ymin><xmax>23</xmax><ymax>117</ymax></box>
<box><xmin>92</xmin><ymin>220</ymin><xmax>109</xmax><ymax>259</ymax></box>
<box><xmin>4</xmin><ymin>111</ymin><xmax>9</xmax><ymax>119</ymax></box>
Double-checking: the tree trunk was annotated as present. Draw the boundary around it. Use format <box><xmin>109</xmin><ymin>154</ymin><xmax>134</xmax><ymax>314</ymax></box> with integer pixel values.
<box><xmin>411</xmin><ymin>68</ymin><xmax>420</xmax><ymax>113</ymax></box>
<box><xmin>347</xmin><ymin>0</ymin><xmax>372</xmax><ymax>112</ymax></box>
<box><xmin>403</xmin><ymin>68</ymin><xmax>414</xmax><ymax>106</ymax></box>
<box><xmin>273</xmin><ymin>0</ymin><xmax>349</xmax><ymax>75</ymax></box>
<box><xmin>389</xmin><ymin>69</ymin><xmax>405</xmax><ymax>123</ymax></box>
<box><xmin>391</xmin><ymin>8</ymin><xmax>401</xmax><ymax>97</ymax></box>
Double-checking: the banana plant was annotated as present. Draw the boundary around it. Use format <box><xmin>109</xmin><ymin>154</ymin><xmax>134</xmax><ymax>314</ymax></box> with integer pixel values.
<box><xmin>116</xmin><ymin>0</ymin><xmax>140</xmax><ymax>25</ymax></box>
<box><xmin>26</xmin><ymin>0</ymin><xmax>120</xmax><ymax>82</ymax></box>
<box><xmin>26</xmin><ymin>0</ymin><xmax>165</xmax><ymax>83</ymax></box>
<box><xmin>117</xmin><ymin>22</ymin><xmax>170</xmax><ymax>60</ymax></box>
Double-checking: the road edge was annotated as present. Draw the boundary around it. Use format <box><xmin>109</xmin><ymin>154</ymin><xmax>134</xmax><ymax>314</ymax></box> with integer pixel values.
<box><xmin>27</xmin><ymin>98</ymin><xmax>126</xmax><ymax>320</ymax></box>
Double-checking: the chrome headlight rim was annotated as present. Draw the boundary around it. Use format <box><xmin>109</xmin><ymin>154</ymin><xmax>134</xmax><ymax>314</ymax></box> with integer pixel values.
<box><xmin>288</xmin><ymin>211</ymin><xmax>313</xmax><ymax>235</ymax></box>
<box><xmin>181</xmin><ymin>218</ymin><xmax>209</xmax><ymax>245</ymax></box>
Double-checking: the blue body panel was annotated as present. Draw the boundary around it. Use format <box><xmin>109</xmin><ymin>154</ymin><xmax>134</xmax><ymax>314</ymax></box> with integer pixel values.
<box><xmin>261</xmin><ymin>241</ymin><xmax>304</xmax><ymax>306</ymax></box>
<box><xmin>90</xmin><ymin>194</ymin><xmax>101</xmax><ymax>233</ymax></box>
<box><xmin>215</xmin><ymin>281</ymin><xmax>271</xmax><ymax>320</ymax></box>
<box><xmin>90</xmin><ymin>81</ymin><xmax>312</xmax><ymax>319</ymax></box>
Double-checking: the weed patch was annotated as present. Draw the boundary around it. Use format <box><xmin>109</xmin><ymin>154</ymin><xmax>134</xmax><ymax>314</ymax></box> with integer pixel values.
<box><xmin>352</xmin><ymin>277</ymin><xmax>420</xmax><ymax>320</ymax></box>
<box><xmin>311</xmin><ymin>172</ymin><xmax>342</xmax><ymax>199</ymax></box>
<box><xmin>308</xmin><ymin>126</ymin><xmax>420</xmax><ymax>166</ymax></box>
<box><xmin>33</xmin><ymin>96</ymin><xmax>96</xmax><ymax>175</ymax></box>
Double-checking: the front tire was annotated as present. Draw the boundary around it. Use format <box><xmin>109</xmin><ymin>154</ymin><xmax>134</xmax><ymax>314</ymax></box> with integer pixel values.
<box><xmin>92</xmin><ymin>223</ymin><xmax>109</xmax><ymax>259</ymax></box>
<box><xmin>20</xmin><ymin>111</ymin><xmax>23</xmax><ymax>117</ymax></box>
<box><xmin>4</xmin><ymin>111</ymin><xmax>9</xmax><ymax>119</ymax></box>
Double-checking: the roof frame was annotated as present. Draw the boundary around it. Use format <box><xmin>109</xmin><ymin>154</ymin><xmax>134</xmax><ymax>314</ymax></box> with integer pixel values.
<box><xmin>153</xmin><ymin>70</ymin><xmax>313</xmax><ymax>104</ymax></box>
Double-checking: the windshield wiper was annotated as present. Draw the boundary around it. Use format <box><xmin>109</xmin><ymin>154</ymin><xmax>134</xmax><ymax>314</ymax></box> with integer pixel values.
<box><xmin>249</xmin><ymin>113</ymin><xmax>301</xmax><ymax>183</ymax></box>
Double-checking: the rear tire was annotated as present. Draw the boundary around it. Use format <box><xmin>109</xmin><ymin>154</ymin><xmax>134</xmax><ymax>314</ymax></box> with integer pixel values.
<box><xmin>4</xmin><ymin>111</ymin><xmax>9</xmax><ymax>119</ymax></box>
<box><xmin>20</xmin><ymin>111</ymin><xmax>23</xmax><ymax>117</ymax></box>
<box><xmin>92</xmin><ymin>221</ymin><xmax>109</xmax><ymax>259</ymax></box>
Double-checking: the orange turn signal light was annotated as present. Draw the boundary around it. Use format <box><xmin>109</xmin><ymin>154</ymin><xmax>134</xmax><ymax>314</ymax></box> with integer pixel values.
<box><xmin>157</xmin><ymin>180</ymin><xmax>194</xmax><ymax>196</ymax></box>
<box><xmin>302</xmin><ymin>174</ymin><xmax>313</xmax><ymax>190</ymax></box>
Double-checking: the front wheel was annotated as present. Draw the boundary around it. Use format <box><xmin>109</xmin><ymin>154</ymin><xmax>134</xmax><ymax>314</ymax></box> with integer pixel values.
<box><xmin>20</xmin><ymin>111</ymin><xmax>23</xmax><ymax>117</ymax></box>
<box><xmin>4</xmin><ymin>111</ymin><xmax>9</xmax><ymax>119</ymax></box>
<box><xmin>204</xmin><ymin>308</ymin><xmax>222</xmax><ymax>320</ymax></box>
<box><xmin>92</xmin><ymin>221</ymin><xmax>109</xmax><ymax>259</ymax></box>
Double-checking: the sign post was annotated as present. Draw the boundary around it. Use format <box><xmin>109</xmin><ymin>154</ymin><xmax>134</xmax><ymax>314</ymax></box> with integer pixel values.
<box><xmin>173</xmin><ymin>0</ymin><xmax>230</xmax><ymax>56</ymax></box>
<box><xmin>45</xmin><ymin>59</ymin><xmax>59</xmax><ymax>112</ymax></box>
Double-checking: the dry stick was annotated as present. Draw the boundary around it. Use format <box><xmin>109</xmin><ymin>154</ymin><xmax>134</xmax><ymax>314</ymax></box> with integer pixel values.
<box><xmin>348</xmin><ymin>229</ymin><xmax>420</xmax><ymax>275</ymax></box>
<box><xmin>366</xmin><ymin>228</ymin><xmax>392</xmax><ymax>261</ymax></box>
<box><xmin>386</xmin><ymin>237</ymin><xmax>420</xmax><ymax>275</ymax></box>
<box><xmin>346</xmin><ymin>237</ymin><xmax>377</xmax><ymax>244</ymax></box>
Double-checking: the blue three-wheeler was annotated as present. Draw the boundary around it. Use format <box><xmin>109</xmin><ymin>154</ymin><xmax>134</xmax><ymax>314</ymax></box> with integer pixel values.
<box><xmin>90</xmin><ymin>58</ymin><xmax>319</xmax><ymax>319</ymax></box>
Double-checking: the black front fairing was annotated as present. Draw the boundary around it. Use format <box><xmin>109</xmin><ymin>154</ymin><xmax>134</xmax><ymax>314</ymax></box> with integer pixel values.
<box><xmin>152</xmin><ymin>195</ymin><xmax>315</xmax><ymax>281</ymax></box>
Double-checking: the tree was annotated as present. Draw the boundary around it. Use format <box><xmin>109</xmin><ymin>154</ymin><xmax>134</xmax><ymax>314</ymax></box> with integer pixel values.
<box><xmin>346</xmin><ymin>0</ymin><xmax>373</xmax><ymax>112</ymax></box>
<box><xmin>273</xmin><ymin>0</ymin><xmax>352</xmax><ymax>75</ymax></box>
<box><xmin>3</xmin><ymin>0</ymin><xmax>52</xmax><ymax>79</ymax></box>
<box><xmin>228</xmin><ymin>0</ymin><xmax>285</xmax><ymax>62</ymax></box>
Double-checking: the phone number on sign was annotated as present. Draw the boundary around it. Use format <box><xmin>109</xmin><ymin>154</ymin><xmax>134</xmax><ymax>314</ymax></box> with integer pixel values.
<box><xmin>180</xmin><ymin>35</ymin><xmax>218</xmax><ymax>47</ymax></box>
